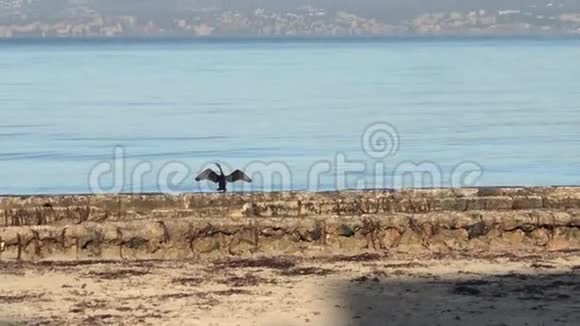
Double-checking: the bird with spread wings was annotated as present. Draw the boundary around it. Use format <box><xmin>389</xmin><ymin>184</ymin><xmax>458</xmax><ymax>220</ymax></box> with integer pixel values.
<box><xmin>195</xmin><ymin>163</ymin><xmax>252</xmax><ymax>192</ymax></box>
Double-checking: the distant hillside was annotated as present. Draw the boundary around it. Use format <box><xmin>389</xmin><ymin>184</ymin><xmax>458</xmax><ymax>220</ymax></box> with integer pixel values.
<box><xmin>1</xmin><ymin>0</ymin><xmax>579</xmax><ymax>38</ymax></box>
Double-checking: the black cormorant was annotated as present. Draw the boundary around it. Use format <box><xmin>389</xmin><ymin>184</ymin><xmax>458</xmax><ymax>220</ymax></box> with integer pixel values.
<box><xmin>195</xmin><ymin>163</ymin><xmax>252</xmax><ymax>192</ymax></box>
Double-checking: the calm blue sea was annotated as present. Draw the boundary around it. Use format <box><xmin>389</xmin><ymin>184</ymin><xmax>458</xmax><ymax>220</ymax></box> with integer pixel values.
<box><xmin>0</xmin><ymin>38</ymin><xmax>579</xmax><ymax>194</ymax></box>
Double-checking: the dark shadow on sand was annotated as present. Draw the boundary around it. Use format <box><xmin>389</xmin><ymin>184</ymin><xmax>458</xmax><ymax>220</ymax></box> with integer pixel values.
<box><xmin>341</xmin><ymin>269</ymin><xmax>580</xmax><ymax>326</ymax></box>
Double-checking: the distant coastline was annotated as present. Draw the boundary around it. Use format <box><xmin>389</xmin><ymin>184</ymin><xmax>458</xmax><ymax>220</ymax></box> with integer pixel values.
<box><xmin>2</xmin><ymin>3</ymin><xmax>580</xmax><ymax>40</ymax></box>
<box><xmin>1</xmin><ymin>34</ymin><xmax>580</xmax><ymax>44</ymax></box>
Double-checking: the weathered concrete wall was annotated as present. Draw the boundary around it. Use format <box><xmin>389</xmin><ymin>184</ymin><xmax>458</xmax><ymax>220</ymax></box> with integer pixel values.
<box><xmin>1</xmin><ymin>187</ymin><xmax>580</xmax><ymax>261</ymax></box>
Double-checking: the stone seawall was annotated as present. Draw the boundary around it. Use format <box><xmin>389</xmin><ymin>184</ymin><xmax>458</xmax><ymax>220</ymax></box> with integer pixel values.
<box><xmin>1</xmin><ymin>187</ymin><xmax>580</xmax><ymax>261</ymax></box>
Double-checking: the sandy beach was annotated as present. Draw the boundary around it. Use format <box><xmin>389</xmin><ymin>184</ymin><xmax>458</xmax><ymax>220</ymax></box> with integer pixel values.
<box><xmin>2</xmin><ymin>188</ymin><xmax>580</xmax><ymax>325</ymax></box>
<box><xmin>2</xmin><ymin>251</ymin><xmax>580</xmax><ymax>326</ymax></box>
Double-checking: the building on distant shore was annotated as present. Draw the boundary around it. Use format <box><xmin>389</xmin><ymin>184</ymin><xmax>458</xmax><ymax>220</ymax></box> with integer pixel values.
<box><xmin>0</xmin><ymin>0</ymin><xmax>24</xmax><ymax>15</ymax></box>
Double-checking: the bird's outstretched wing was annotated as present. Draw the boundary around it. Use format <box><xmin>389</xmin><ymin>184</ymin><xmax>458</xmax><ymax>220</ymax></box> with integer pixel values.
<box><xmin>195</xmin><ymin>169</ymin><xmax>219</xmax><ymax>183</ymax></box>
<box><xmin>226</xmin><ymin>170</ymin><xmax>252</xmax><ymax>183</ymax></box>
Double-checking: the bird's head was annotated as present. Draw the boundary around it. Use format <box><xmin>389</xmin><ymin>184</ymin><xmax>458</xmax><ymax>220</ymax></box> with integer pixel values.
<box><xmin>214</xmin><ymin>162</ymin><xmax>224</xmax><ymax>174</ymax></box>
